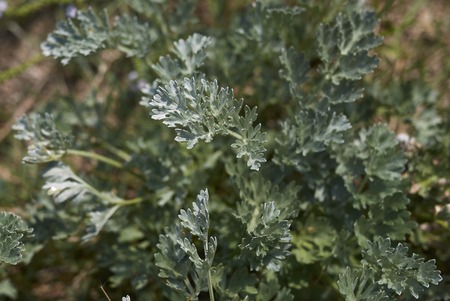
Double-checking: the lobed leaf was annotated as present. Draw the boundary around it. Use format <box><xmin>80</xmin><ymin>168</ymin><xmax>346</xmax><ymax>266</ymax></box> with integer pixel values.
<box><xmin>226</xmin><ymin>161</ymin><xmax>300</xmax><ymax>220</ymax></box>
<box><xmin>178</xmin><ymin>189</ymin><xmax>210</xmax><ymax>240</ymax></box>
<box><xmin>42</xmin><ymin>163</ymin><xmax>92</xmax><ymax>203</ymax></box>
<box><xmin>12</xmin><ymin>113</ymin><xmax>73</xmax><ymax>164</ymax></box>
<box><xmin>338</xmin><ymin>267</ymin><xmax>389</xmax><ymax>301</ymax></box>
<box><xmin>317</xmin><ymin>10</ymin><xmax>382</xmax><ymax>84</ymax></box>
<box><xmin>155</xmin><ymin>190</ymin><xmax>218</xmax><ymax>299</ymax></box>
<box><xmin>41</xmin><ymin>8</ymin><xmax>110</xmax><ymax>64</ymax></box>
<box><xmin>41</xmin><ymin>8</ymin><xmax>154</xmax><ymax>64</ymax></box>
<box><xmin>173</xmin><ymin>34</ymin><xmax>212</xmax><ymax>74</ymax></box>
<box><xmin>257</xmin><ymin>278</ymin><xmax>294</xmax><ymax>301</ymax></box>
<box><xmin>112</xmin><ymin>14</ymin><xmax>156</xmax><ymax>58</ymax></box>
<box><xmin>146</xmin><ymin>77</ymin><xmax>267</xmax><ymax>170</ymax></box>
<box><xmin>359</xmin><ymin>124</ymin><xmax>407</xmax><ymax>181</ymax></box>
<box><xmin>362</xmin><ymin>237</ymin><xmax>443</xmax><ymax>299</ymax></box>
<box><xmin>82</xmin><ymin>205</ymin><xmax>120</xmax><ymax>241</ymax></box>
<box><xmin>237</xmin><ymin>202</ymin><xmax>291</xmax><ymax>271</ymax></box>
<box><xmin>0</xmin><ymin>212</ymin><xmax>33</xmax><ymax>265</ymax></box>
<box><xmin>152</xmin><ymin>33</ymin><xmax>211</xmax><ymax>82</ymax></box>
<box><xmin>155</xmin><ymin>226</ymin><xmax>194</xmax><ymax>297</ymax></box>
<box><xmin>355</xmin><ymin>193</ymin><xmax>417</xmax><ymax>246</ymax></box>
<box><xmin>279</xmin><ymin>47</ymin><xmax>309</xmax><ymax>100</ymax></box>
<box><xmin>277</xmin><ymin>109</ymin><xmax>352</xmax><ymax>158</ymax></box>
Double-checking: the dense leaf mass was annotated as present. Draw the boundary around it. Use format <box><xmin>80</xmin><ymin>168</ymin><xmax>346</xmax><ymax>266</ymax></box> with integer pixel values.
<box><xmin>5</xmin><ymin>1</ymin><xmax>448</xmax><ymax>300</ymax></box>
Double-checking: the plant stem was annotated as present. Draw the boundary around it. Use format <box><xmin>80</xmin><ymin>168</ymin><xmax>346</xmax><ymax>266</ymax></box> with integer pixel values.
<box><xmin>204</xmin><ymin>239</ymin><xmax>215</xmax><ymax>301</ymax></box>
<box><xmin>0</xmin><ymin>54</ymin><xmax>44</xmax><ymax>84</ymax></box>
<box><xmin>4</xmin><ymin>0</ymin><xmax>86</xmax><ymax>18</ymax></box>
<box><xmin>70</xmin><ymin>172</ymin><xmax>142</xmax><ymax>205</ymax></box>
<box><xmin>227</xmin><ymin>129</ymin><xmax>243</xmax><ymax>140</ymax></box>
<box><xmin>69</xmin><ymin>173</ymin><xmax>113</xmax><ymax>202</ymax></box>
<box><xmin>100</xmin><ymin>285</ymin><xmax>112</xmax><ymax>301</ymax></box>
<box><xmin>66</xmin><ymin>149</ymin><xmax>123</xmax><ymax>168</ymax></box>
<box><xmin>207</xmin><ymin>267</ymin><xmax>215</xmax><ymax>301</ymax></box>
<box><xmin>356</xmin><ymin>175</ymin><xmax>369</xmax><ymax>194</ymax></box>
<box><xmin>100</xmin><ymin>141</ymin><xmax>132</xmax><ymax>161</ymax></box>
<box><xmin>110</xmin><ymin>197</ymin><xmax>143</xmax><ymax>206</ymax></box>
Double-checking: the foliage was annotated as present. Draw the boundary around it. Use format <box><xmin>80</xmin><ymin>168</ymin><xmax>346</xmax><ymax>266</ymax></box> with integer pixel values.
<box><xmin>1</xmin><ymin>0</ymin><xmax>448</xmax><ymax>300</ymax></box>
<box><xmin>338</xmin><ymin>237</ymin><xmax>442</xmax><ymax>300</ymax></box>
<box><xmin>145</xmin><ymin>77</ymin><xmax>267</xmax><ymax>170</ymax></box>
<box><xmin>12</xmin><ymin>113</ymin><xmax>73</xmax><ymax>163</ymax></box>
<box><xmin>41</xmin><ymin>7</ymin><xmax>155</xmax><ymax>64</ymax></box>
<box><xmin>0</xmin><ymin>212</ymin><xmax>33</xmax><ymax>265</ymax></box>
<box><xmin>156</xmin><ymin>189</ymin><xmax>217</xmax><ymax>300</ymax></box>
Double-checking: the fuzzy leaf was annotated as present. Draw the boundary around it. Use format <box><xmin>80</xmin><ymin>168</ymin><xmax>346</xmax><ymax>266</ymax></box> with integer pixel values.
<box><xmin>178</xmin><ymin>189</ymin><xmax>210</xmax><ymax>240</ymax></box>
<box><xmin>221</xmin><ymin>267</ymin><xmax>258</xmax><ymax>297</ymax></box>
<box><xmin>41</xmin><ymin>8</ymin><xmax>154</xmax><ymax>64</ymax></box>
<box><xmin>42</xmin><ymin>163</ymin><xmax>92</xmax><ymax>203</ymax></box>
<box><xmin>317</xmin><ymin>10</ymin><xmax>382</xmax><ymax>85</ymax></box>
<box><xmin>359</xmin><ymin>125</ymin><xmax>407</xmax><ymax>181</ymax></box>
<box><xmin>173</xmin><ymin>34</ymin><xmax>212</xmax><ymax>74</ymax></box>
<box><xmin>151</xmin><ymin>55</ymin><xmax>183</xmax><ymax>82</ymax></box>
<box><xmin>41</xmin><ymin>8</ymin><xmax>110</xmax><ymax>64</ymax></box>
<box><xmin>231</xmin><ymin>106</ymin><xmax>267</xmax><ymax>170</ymax></box>
<box><xmin>0</xmin><ymin>279</ymin><xmax>18</xmax><ymax>299</ymax></box>
<box><xmin>12</xmin><ymin>113</ymin><xmax>73</xmax><ymax>164</ymax></box>
<box><xmin>112</xmin><ymin>14</ymin><xmax>156</xmax><ymax>58</ymax></box>
<box><xmin>127</xmin><ymin>0</ymin><xmax>167</xmax><ymax>18</ymax></box>
<box><xmin>362</xmin><ymin>237</ymin><xmax>443</xmax><ymax>299</ymax></box>
<box><xmin>238</xmin><ymin>202</ymin><xmax>291</xmax><ymax>271</ymax></box>
<box><xmin>155</xmin><ymin>226</ymin><xmax>195</xmax><ymax>298</ymax></box>
<box><xmin>279</xmin><ymin>47</ymin><xmax>309</xmax><ymax>100</ymax></box>
<box><xmin>258</xmin><ymin>278</ymin><xmax>294</xmax><ymax>301</ymax></box>
<box><xmin>156</xmin><ymin>190</ymin><xmax>218</xmax><ymax>298</ymax></box>
<box><xmin>413</xmin><ymin>108</ymin><xmax>442</xmax><ymax>147</ymax></box>
<box><xmin>146</xmin><ymin>77</ymin><xmax>267</xmax><ymax>170</ymax></box>
<box><xmin>355</xmin><ymin>193</ymin><xmax>417</xmax><ymax>246</ymax></box>
<box><xmin>338</xmin><ymin>267</ymin><xmax>389</xmax><ymax>301</ymax></box>
<box><xmin>152</xmin><ymin>33</ymin><xmax>211</xmax><ymax>82</ymax></box>
<box><xmin>0</xmin><ymin>212</ymin><xmax>33</xmax><ymax>265</ymax></box>
<box><xmin>226</xmin><ymin>162</ymin><xmax>300</xmax><ymax>220</ymax></box>
<box><xmin>322</xmin><ymin>80</ymin><xmax>364</xmax><ymax>104</ymax></box>
<box><xmin>278</xmin><ymin>109</ymin><xmax>351</xmax><ymax>157</ymax></box>
<box><xmin>82</xmin><ymin>205</ymin><xmax>120</xmax><ymax>241</ymax></box>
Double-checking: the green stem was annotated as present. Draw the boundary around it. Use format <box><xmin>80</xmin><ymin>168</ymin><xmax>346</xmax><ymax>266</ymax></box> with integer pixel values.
<box><xmin>100</xmin><ymin>141</ymin><xmax>132</xmax><ymax>161</ymax></box>
<box><xmin>4</xmin><ymin>0</ymin><xmax>86</xmax><ymax>18</ymax></box>
<box><xmin>356</xmin><ymin>175</ymin><xmax>369</xmax><ymax>194</ymax></box>
<box><xmin>70</xmin><ymin>172</ymin><xmax>142</xmax><ymax>206</ymax></box>
<box><xmin>69</xmin><ymin>173</ymin><xmax>111</xmax><ymax>202</ymax></box>
<box><xmin>110</xmin><ymin>197</ymin><xmax>143</xmax><ymax>206</ymax></box>
<box><xmin>226</xmin><ymin>129</ymin><xmax>243</xmax><ymax>140</ymax></box>
<box><xmin>0</xmin><ymin>54</ymin><xmax>44</xmax><ymax>84</ymax></box>
<box><xmin>248</xmin><ymin>204</ymin><xmax>260</xmax><ymax>232</ymax></box>
<box><xmin>204</xmin><ymin>239</ymin><xmax>215</xmax><ymax>301</ymax></box>
<box><xmin>183</xmin><ymin>278</ymin><xmax>196</xmax><ymax>299</ymax></box>
<box><xmin>66</xmin><ymin>149</ymin><xmax>124</xmax><ymax>168</ymax></box>
<box><xmin>207</xmin><ymin>268</ymin><xmax>215</xmax><ymax>301</ymax></box>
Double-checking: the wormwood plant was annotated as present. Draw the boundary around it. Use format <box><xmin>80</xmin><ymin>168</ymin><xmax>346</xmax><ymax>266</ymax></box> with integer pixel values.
<box><xmin>3</xmin><ymin>0</ymin><xmax>448</xmax><ymax>300</ymax></box>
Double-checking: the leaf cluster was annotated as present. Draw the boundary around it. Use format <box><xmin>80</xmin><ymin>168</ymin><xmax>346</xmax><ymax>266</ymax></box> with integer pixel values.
<box><xmin>5</xmin><ymin>1</ymin><xmax>448</xmax><ymax>300</ymax></box>
<box><xmin>41</xmin><ymin>8</ymin><xmax>155</xmax><ymax>64</ymax></box>
<box><xmin>145</xmin><ymin>78</ymin><xmax>267</xmax><ymax>170</ymax></box>
<box><xmin>0</xmin><ymin>212</ymin><xmax>33</xmax><ymax>265</ymax></box>
<box><xmin>12</xmin><ymin>113</ymin><xmax>73</xmax><ymax>164</ymax></box>
<box><xmin>338</xmin><ymin>237</ymin><xmax>443</xmax><ymax>300</ymax></box>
